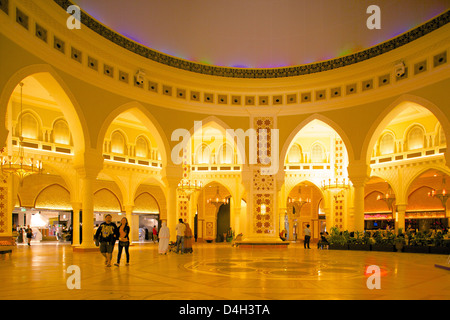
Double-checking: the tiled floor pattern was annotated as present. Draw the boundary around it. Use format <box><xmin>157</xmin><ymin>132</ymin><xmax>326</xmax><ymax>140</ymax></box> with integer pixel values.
<box><xmin>0</xmin><ymin>242</ymin><xmax>449</xmax><ymax>300</ymax></box>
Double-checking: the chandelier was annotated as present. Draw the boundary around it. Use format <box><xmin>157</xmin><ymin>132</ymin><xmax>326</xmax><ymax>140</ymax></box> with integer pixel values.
<box><xmin>207</xmin><ymin>186</ymin><xmax>229</xmax><ymax>207</ymax></box>
<box><xmin>321</xmin><ymin>177</ymin><xmax>351</xmax><ymax>191</ymax></box>
<box><xmin>428</xmin><ymin>176</ymin><xmax>449</xmax><ymax>209</ymax></box>
<box><xmin>288</xmin><ymin>185</ymin><xmax>311</xmax><ymax>211</ymax></box>
<box><xmin>177</xmin><ymin>179</ymin><xmax>202</xmax><ymax>197</ymax></box>
<box><xmin>377</xmin><ymin>185</ymin><xmax>396</xmax><ymax>210</ymax></box>
<box><xmin>1</xmin><ymin>83</ymin><xmax>42</xmax><ymax>184</ymax></box>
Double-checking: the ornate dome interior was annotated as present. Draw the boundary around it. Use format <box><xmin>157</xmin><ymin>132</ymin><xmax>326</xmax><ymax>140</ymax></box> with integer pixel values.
<box><xmin>73</xmin><ymin>0</ymin><xmax>450</xmax><ymax>68</ymax></box>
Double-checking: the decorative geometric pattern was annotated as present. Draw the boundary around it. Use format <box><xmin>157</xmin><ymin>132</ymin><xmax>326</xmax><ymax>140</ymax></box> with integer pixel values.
<box><xmin>0</xmin><ymin>174</ymin><xmax>8</xmax><ymax>234</ymax></box>
<box><xmin>251</xmin><ymin>116</ymin><xmax>275</xmax><ymax>234</ymax></box>
<box><xmin>253</xmin><ymin>193</ymin><xmax>272</xmax><ymax>234</ymax></box>
<box><xmin>254</xmin><ymin>117</ymin><xmax>273</xmax><ymax>166</ymax></box>
<box><xmin>184</xmin><ymin>257</ymin><xmax>374</xmax><ymax>280</ymax></box>
<box><xmin>52</xmin><ymin>1</ymin><xmax>450</xmax><ymax>78</ymax></box>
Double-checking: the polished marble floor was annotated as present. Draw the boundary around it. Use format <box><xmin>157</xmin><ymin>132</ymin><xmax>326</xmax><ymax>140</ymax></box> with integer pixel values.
<box><xmin>0</xmin><ymin>241</ymin><xmax>449</xmax><ymax>300</ymax></box>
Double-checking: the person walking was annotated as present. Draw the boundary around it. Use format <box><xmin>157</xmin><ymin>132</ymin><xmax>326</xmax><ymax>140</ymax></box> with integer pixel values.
<box><xmin>304</xmin><ymin>224</ymin><xmax>311</xmax><ymax>249</ymax></box>
<box><xmin>152</xmin><ymin>226</ymin><xmax>158</xmax><ymax>243</ymax></box>
<box><xmin>158</xmin><ymin>221</ymin><xmax>170</xmax><ymax>255</ymax></box>
<box><xmin>25</xmin><ymin>226</ymin><xmax>33</xmax><ymax>246</ymax></box>
<box><xmin>184</xmin><ymin>223</ymin><xmax>193</xmax><ymax>253</ymax></box>
<box><xmin>175</xmin><ymin>218</ymin><xmax>186</xmax><ymax>254</ymax></box>
<box><xmin>95</xmin><ymin>214</ymin><xmax>119</xmax><ymax>267</ymax></box>
<box><xmin>115</xmin><ymin>217</ymin><xmax>130</xmax><ymax>266</ymax></box>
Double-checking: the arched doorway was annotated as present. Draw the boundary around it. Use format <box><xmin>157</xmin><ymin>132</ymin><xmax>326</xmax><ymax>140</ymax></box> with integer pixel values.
<box><xmin>196</xmin><ymin>182</ymin><xmax>231</xmax><ymax>242</ymax></box>
<box><xmin>405</xmin><ymin>169</ymin><xmax>449</xmax><ymax>232</ymax></box>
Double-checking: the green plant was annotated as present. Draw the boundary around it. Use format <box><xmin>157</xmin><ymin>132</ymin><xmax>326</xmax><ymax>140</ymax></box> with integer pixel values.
<box><xmin>432</xmin><ymin>231</ymin><xmax>444</xmax><ymax>247</ymax></box>
<box><xmin>394</xmin><ymin>234</ymin><xmax>405</xmax><ymax>245</ymax></box>
<box><xmin>410</xmin><ymin>231</ymin><xmax>428</xmax><ymax>246</ymax></box>
<box><xmin>328</xmin><ymin>226</ymin><xmax>346</xmax><ymax>246</ymax></box>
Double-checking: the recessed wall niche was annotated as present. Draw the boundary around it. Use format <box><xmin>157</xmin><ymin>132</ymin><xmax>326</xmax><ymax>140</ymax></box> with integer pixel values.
<box><xmin>119</xmin><ymin>71</ymin><xmax>129</xmax><ymax>83</ymax></box>
<box><xmin>378</xmin><ymin>74</ymin><xmax>390</xmax><ymax>87</ymax></box>
<box><xmin>301</xmin><ymin>92</ymin><xmax>311</xmax><ymax>103</ymax></box>
<box><xmin>245</xmin><ymin>96</ymin><xmax>255</xmax><ymax>106</ymax></box>
<box><xmin>16</xmin><ymin>7</ymin><xmax>28</xmax><ymax>29</ymax></box>
<box><xmin>346</xmin><ymin>84</ymin><xmax>357</xmax><ymax>95</ymax></box>
<box><xmin>433</xmin><ymin>51</ymin><xmax>447</xmax><ymax>67</ymax></box>
<box><xmin>218</xmin><ymin>95</ymin><xmax>228</xmax><ymax>104</ymax></box>
<box><xmin>204</xmin><ymin>93</ymin><xmax>214</xmax><ymax>103</ymax></box>
<box><xmin>148</xmin><ymin>81</ymin><xmax>158</xmax><ymax>92</ymax></box>
<box><xmin>0</xmin><ymin>0</ymin><xmax>9</xmax><ymax>15</ymax></box>
<box><xmin>104</xmin><ymin>64</ymin><xmax>114</xmax><ymax>78</ymax></box>
<box><xmin>88</xmin><ymin>56</ymin><xmax>98</xmax><ymax>71</ymax></box>
<box><xmin>414</xmin><ymin>60</ymin><xmax>427</xmax><ymax>75</ymax></box>
<box><xmin>176</xmin><ymin>88</ymin><xmax>186</xmax><ymax>99</ymax></box>
<box><xmin>71</xmin><ymin>47</ymin><xmax>82</xmax><ymax>63</ymax></box>
<box><xmin>259</xmin><ymin>96</ymin><xmax>269</xmax><ymax>105</ymax></box>
<box><xmin>190</xmin><ymin>91</ymin><xmax>200</xmax><ymax>101</ymax></box>
<box><xmin>35</xmin><ymin>23</ymin><xmax>47</xmax><ymax>42</ymax></box>
<box><xmin>315</xmin><ymin>90</ymin><xmax>326</xmax><ymax>101</ymax></box>
<box><xmin>286</xmin><ymin>94</ymin><xmax>297</xmax><ymax>104</ymax></box>
<box><xmin>53</xmin><ymin>36</ymin><xmax>65</xmax><ymax>54</ymax></box>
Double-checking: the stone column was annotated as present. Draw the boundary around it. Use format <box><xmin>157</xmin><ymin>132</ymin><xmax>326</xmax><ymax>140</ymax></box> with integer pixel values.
<box><xmin>73</xmin><ymin>149</ymin><xmax>103</xmax><ymax>251</ymax></box>
<box><xmin>162</xmin><ymin>165</ymin><xmax>183</xmax><ymax>243</ymax></box>
<box><xmin>395</xmin><ymin>203</ymin><xmax>407</xmax><ymax>234</ymax></box>
<box><xmin>71</xmin><ymin>202</ymin><xmax>81</xmax><ymax>246</ymax></box>
<box><xmin>348</xmin><ymin>161</ymin><xmax>370</xmax><ymax>232</ymax></box>
<box><xmin>79</xmin><ymin>176</ymin><xmax>96</xmax><ymax>249</ymax></box>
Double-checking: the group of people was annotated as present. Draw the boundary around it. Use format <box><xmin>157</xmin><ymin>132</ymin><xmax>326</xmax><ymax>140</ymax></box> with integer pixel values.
<box><xmin>13</xmin><ymin>225</ymin><xmax>33</xmax><ymax>245</ymax></box>
<box><xmin>93</xmin><ymin>215</ymin><xmax>194</xmax><ymax>266</ymax></box>
<box><xmin>172</xmin><ymin>218</ymin><xmax>194</xmax><ymax>255</ymax></box>
<box><xmin>94</xmin><ymin>214</ymin><xmax>131</xmax><ymax>267</ymax></box>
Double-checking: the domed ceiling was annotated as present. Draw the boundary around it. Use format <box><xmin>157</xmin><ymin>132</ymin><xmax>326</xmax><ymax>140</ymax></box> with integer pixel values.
<box><xmin>72</xmin><ymin>0</ymin><xmax>449</xmax><ymax>68</ymax></box>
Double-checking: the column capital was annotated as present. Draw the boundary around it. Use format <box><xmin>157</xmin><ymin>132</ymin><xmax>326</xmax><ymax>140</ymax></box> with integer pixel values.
<box><xmin>347</xmin><ymin>160</ymin><xmax>371</xmax><ymax>187</ymax></box>
<box><xmin>73</xmin><ymin>148</ymin><xmax>103</xmax><ymax>179</ymax></box>
<box><xmin>161</xmin><ymin>165</ymin><xmax>183</xmax><ymax>188</ymax></box>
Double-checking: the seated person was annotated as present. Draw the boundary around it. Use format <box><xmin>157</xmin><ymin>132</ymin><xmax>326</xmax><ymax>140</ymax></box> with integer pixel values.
<box><xmin>279</xmin><ymin>229</ymin><xmax>287</xmax><ymax>241</ymax></box>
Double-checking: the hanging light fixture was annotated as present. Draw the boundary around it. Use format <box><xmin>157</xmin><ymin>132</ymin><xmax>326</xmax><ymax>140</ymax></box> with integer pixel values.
<box><xmin>177</xmin><ymin>179</ymin><xmax>202</xmax><ymax>197</ymax></box>
<box><xmin>377</xmin><ymin>184</ymin><xmax>396</xmax><ymax>210</ymax></box>
<box><xmin>288</xmin><ymin>185</ymin><xmax>311</xmax><ymax>212</ymax></box>
<box><xmin>428</xmin><ymin>176</ymin><xmax>449</xmax><ymax>209</ymax></box>
<box><xmin>321</xmin><ymin>177</ymin><xmax>351</xmax><ymax>191</ymax></box>
<box><xmin>1</xmin><ymin>82</ymin><xmax>42</xmax><ymax>184</ymax></box>
<box><xmin>207</xmin><ymin>186</ymin><xmax>229</xmax><ymax>207</ymax></box>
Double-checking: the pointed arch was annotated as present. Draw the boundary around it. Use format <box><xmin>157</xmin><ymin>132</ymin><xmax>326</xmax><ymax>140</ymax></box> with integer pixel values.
<box><xmin>97</xmin><ymin>101</ymin><xmax>169</xmax><ymax>167</ymax></box>
<box><xmin>187</xmin><ymin>116</ymin><xmax>246</xmax><ymax>166</ymax></box>
<box><xmin>0</xmin><ymin>64</ymin><xmax>89</xmax><ymax>153</ymax></box>
<box><xmin>361</xmin><ymin>94</ymin><xmax>450</xmax><ymax>165</ymax></box>
<box><xmin>279</xmin><ymin>113</ymin><xmax>354</xmax><ymax>169</ymax></box>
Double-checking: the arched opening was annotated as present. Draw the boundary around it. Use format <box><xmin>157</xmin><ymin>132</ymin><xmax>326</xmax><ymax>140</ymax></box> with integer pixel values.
<box><xmin>196</xmin><ymin>182</ymin><xmax>232</xmax><ymax>242</ymax></box>
<box><xmin>368</xmin><ymin>102</ymin><xmax>448</xmax><ymax>232</ymax></box>
<box><xmin>100</xmin><ymin>108</ymin><xmax>163</xmax><ymax>168</ymax></box>
<box><xmin>364</xmin><ymin>176</ymin><xmax>396</xmax><ymax>231</ymax></box>
<box><xmin>283</xmin><ymin>118</ymin><xmax>350</xmax><ymax>233</ymax></box>
<box><xmin>285</xmin><ymin>181</ymin><xmax>323</xmax><ymax>241</ymax></box>
<box><xmin>134</xmin><ymin>192</ymin><xmax>161</xmax><ymax>242</ymax></box>
<box><xmin>405</xmin><ymin>169</ymin><xmax>449</xmax><ymax>232</ymax></box>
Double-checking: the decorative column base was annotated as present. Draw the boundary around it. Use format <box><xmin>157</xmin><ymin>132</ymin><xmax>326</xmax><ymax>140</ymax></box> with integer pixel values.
<box><xmin>235</xmin><ymin>236</ymin><xmax>289</xmax><ymax>248</ymax></box>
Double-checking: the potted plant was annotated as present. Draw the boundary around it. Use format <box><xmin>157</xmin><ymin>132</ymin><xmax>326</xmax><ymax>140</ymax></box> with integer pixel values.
<box><xmin>328</xmin><ymin>226</ymin><xmax>348</xmax><ymax>250</ymax></box>
<box><xmin>394</xmin><ymin>235</ymin><xmax>405</xmax><ymax>252</ymax></box>
<box><xmin>348</xmin><ymin>231</ymin><xmax>371</xmax><ymax>251</ymax></box>
<box><xmin>403</xmin><ymin>231</ymin><xmax>430</xmax><ymax>253</ymax></box>
<box><xmin>371</xmin><ymin>230</ymin><xmax>395</xmax><ymax>252</ymax></box>
<box><xmin>429</xmin><ymin>231</ymin><xmax>450</xmax><ymax>254</ymax></box>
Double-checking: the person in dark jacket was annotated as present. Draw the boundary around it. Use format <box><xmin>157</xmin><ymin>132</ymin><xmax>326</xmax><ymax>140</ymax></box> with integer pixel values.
<box><xmin>95</xmin><ymin>214</ymin><xmax>119</xmax><ymax>267</ymax></box>
<box><xmin>115</xmin><ymin>217</ymin><xmax>130</xmax><ymax>266</ymax></box>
